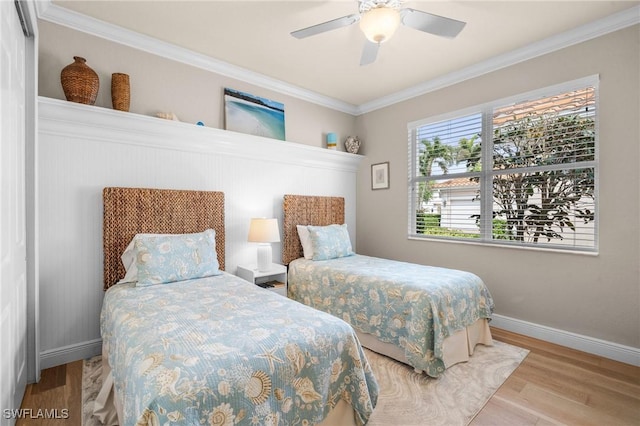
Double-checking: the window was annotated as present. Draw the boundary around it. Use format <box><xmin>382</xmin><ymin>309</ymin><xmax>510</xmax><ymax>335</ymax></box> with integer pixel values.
<box><xmin>408</xmin><ymin>76</ymin><xmax>598</xmax><ymax>252</ymax></box>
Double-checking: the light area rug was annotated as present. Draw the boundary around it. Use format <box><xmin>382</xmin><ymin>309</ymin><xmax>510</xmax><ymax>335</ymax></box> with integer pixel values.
<box><xmin>365</xmin><ymin>341</ymin><xmax>528</xmax><ymax>425</ymax></box>
<box><xmin>82</xmin><ymin>341</ymin><xmax>528</xmax><ymax>426</ymax></box>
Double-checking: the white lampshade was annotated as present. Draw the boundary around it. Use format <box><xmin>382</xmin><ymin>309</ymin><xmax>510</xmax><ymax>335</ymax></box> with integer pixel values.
<box><xmin>359</xmin><ymin>7</ymin><xmax>401</xmax><ymax>44</ymax></box>
<box><xmin>248</xmin><ymin>218</ymin><xmax>280</xmax><ymax>271</ymax></box>
<box><xmin>248</xmin><ymin>218</ymin><xmax>280</xmax><ymax>243</ymax></box>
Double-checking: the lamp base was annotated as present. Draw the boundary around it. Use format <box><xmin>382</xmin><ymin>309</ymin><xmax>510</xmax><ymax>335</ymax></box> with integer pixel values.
<box><xmin>256</xmin><ymin>243</ymin><xmax>272</xmax><ymax>272</ymax></box>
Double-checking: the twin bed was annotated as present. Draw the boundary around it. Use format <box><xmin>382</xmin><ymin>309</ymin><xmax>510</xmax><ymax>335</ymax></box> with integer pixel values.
<box><xmin>282</xmin><ymin>195</ymin><xmax>494</xmax><ymax>377</ymax></box>
<box><xmin>96</xmin><ymin>188</ymin><xmax>494</xmax><ymax>425</ymax></box>
<box><xmin>96</xmin><ymin>188</ymin><xmax>378</xmax><ymax>426</ymax></box>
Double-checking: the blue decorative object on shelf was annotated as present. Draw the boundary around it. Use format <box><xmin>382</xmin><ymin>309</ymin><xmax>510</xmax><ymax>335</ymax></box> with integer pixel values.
<box><xmin>326</xmin><ymin>133</ymin><xmax>337</xmax><ymax>150</ymax></box>
<box><xmin>196</xmin><ymin>121</ymin><xmax>205</xmax><ymax>126</ymax></box>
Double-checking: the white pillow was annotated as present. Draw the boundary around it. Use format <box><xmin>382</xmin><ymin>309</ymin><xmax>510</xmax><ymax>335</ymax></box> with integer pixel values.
<box><xmin>296</xmin><ymin>225</ymin><xmax>314</xmax><ymax>260</ymax></box>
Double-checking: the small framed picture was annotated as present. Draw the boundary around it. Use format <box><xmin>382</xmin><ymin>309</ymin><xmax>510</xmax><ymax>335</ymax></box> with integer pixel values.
<box><xmin>371</xmin><ymin>162</ymin><xmax>390</xmax><ymax>190</ymax></box>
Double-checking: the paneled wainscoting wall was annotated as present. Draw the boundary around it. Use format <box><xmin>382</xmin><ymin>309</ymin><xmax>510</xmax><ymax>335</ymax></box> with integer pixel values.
<box><xmin>37</xmin><ymin>97</ymin><xmax>363</xmax><ymax>369</ymax></box>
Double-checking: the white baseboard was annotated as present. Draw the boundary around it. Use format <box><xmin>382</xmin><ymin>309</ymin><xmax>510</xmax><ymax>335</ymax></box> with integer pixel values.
<box><xmin>491</xmin><ymin>314</ymin><xmax>640</xmax><ymax>367</ymax></box>
<box><xmin>39</xmin><ymin>338</ymin><xmax>102</xmax><ymax>371</ymax></box>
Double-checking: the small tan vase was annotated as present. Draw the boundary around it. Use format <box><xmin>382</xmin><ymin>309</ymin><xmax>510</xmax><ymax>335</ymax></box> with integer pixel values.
<box><xmin>60</xmin><ymin>56</ymin><xmax>99</xmax><ymax>105</ymax></box>
<box><xmin>111</xmin><ymin>73</ymin><xmax>130</xmax><ymax>112</ymax></box>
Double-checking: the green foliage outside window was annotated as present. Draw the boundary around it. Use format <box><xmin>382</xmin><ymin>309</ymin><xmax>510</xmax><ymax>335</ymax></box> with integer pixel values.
<box><xmin>415</xmin><ymin>109</ymin><xmax>595</xmax><ymax>245</ymax></box>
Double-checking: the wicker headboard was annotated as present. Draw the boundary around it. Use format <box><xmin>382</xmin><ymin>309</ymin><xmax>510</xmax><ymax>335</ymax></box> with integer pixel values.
<box><xmin>102</xmin><ymin>187</ymin><xmax>225</xmax><ymax>290</ymax></box>
<box><xmin>282</xmin><ymin>194</ymin><xmax>345</xmax><ymax>265</ymax></box>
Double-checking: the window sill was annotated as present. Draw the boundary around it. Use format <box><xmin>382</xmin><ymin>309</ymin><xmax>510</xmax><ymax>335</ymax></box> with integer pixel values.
<box><xmin>407</xmin><ymin>235</ymin><xmax>599</xmax><ymax>256</ymax></box>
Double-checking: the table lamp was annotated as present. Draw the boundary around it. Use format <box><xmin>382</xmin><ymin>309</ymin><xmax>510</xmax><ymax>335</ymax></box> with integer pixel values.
<box><xmin>248</xmin><ymin>218</ymin><xmax>280</xmax><ymax>271</ymax></box>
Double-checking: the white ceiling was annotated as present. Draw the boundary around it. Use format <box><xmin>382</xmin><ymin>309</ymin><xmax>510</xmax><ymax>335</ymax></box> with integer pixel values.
<box><xmin>49</xmin><ymin>1</ymin><xmax>639</xmax><ymax>111</ymax></box>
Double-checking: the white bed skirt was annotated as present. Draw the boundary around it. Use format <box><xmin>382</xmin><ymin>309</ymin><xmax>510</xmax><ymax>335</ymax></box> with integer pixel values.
<box><xmin>93</xmin><ymin>347</ymin><xmax>360</xmax><ymax>426</ymax></box>
<box><xmin>355</xmin><ymin>318</ymin><xmax>493</xmax><ymax>372</ymax></box>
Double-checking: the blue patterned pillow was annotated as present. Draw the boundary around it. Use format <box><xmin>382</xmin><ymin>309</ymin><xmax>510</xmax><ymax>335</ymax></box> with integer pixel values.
<box><xmin>134</xmin><ymin>229</ymin><xmax>221</xmax><ymax>286</ymax></box>
<box><xmin>307</xmin><ymin>224</ymin><xmax>354</xmax><ymax>261</ymax></box>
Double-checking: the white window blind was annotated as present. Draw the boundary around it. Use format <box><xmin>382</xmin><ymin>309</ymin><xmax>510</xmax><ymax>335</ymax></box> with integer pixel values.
<box><xmin>408</xmin><ymin>77</ymin><xmax>598</xmax><ymax>252</ymax></box>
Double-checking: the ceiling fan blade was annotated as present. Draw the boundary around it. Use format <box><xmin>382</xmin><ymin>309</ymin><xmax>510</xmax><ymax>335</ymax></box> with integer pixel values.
<box><xmin>400</xmin><ymin>8</ymin><xmax>466</xmax><ymax>39</ymax></box>
<box><xmin>291</xmin><ymin>13</ymin><xmax>360</xmax><ymax>39</ymax></box>
<box><xmin>360</xmin><ymin>40</ymin><xmax>379</xmax><ymax>66</ymax></box>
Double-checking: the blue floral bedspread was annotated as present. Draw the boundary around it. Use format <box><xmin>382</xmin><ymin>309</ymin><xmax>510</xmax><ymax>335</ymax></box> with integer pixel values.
<box><xmin>101</xmin><ymin>273</ymin><xmax>378</xmax><ymax>425</ymax></box>
<box><xmin>288</xmin><ymin>255</ymin><xmax>494</xmax><ymax>377</ymax></box>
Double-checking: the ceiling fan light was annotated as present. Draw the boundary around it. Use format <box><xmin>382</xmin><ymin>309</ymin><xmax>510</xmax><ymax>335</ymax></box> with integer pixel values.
<box><xmin>359</xmin><ymin>7</ymin><xmax>401</xmax><ymax>44</ymax></box>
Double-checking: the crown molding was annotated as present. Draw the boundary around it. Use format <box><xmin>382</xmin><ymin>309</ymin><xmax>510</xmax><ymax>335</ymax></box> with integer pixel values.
<box><xmin>36</xmin><ymin>1</ymin><xmax>639</xmax><ymax>116</ymax></box>
<box><xmin>35</xmin><ymin>0</ymin><xmax>360</xmax><ymax>116</ymax></box>
<box><xmin>355</xmin><ymin>5</ymin><xmax>640</xmax><ymax>114</ymax></box>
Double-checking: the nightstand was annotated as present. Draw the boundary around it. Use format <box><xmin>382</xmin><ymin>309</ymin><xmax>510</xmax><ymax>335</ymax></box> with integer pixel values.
<box><xmin>236</xmin><ymin>263</ymin><xmax>287</xmax><ymax>297</ymax></box>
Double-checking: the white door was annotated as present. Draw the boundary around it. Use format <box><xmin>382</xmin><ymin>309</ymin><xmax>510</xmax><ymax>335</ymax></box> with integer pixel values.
<box><xmin>0</xmin><ymin>0</ymin><xmax>28</xmax><ymax>420</ymax></box>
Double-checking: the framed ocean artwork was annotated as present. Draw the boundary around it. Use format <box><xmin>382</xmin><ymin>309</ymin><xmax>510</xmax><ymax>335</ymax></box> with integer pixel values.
<box><xmin>224</xmin><ymin>88</ymin><xmax>285</xmax><ymax>141</ymax></box>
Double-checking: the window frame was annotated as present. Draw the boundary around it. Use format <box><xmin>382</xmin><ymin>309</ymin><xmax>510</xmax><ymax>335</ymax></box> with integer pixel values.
<box><xmin>407</xmin><ymin>75</ymin><xmax>599</xmax><ymax>253</ymax></box>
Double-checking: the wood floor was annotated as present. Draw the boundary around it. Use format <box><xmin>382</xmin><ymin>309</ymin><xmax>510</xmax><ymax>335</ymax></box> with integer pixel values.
<box><xmin>17</xmin><ymin>359</ymin><xmax>82</xmax><ymax>425</ymax></box>
<box><xmin>472</xmin><ymin>328</ymin><xmax>640</xmax><ymax>426</ymax></box>
<box><xmin>17</xmin><ymin>327</ymin><xmax>640</xmax><ymax>426</ymax></box>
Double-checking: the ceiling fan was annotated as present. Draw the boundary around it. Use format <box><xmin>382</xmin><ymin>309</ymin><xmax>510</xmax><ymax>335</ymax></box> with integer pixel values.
<box><xmin>291</xmin><ymin>0</ymin><xmax>466</xmax><ymax>66</ymax></box>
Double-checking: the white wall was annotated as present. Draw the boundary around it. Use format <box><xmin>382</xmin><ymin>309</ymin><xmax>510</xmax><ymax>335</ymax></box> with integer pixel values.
<box><xmin>355</xmin><ymin>26</ymin><xmax>640</xmax><ymax>359</ymax></box>
<box><xmin>37</xmin><ymin>98</ymin><xmax>362</xmax><ymax>368</ymax></box>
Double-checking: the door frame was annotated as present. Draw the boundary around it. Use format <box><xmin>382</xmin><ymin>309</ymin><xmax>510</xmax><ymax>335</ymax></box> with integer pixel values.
<box><xmin>19</xmin><ymin>0</ymin><xmax>40</xmax><ymax>384</ymax></box>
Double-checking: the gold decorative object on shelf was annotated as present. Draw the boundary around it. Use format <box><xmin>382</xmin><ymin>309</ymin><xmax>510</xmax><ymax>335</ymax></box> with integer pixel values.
<box><xmin>60</xmin><ymin>56</ymin><xmax>99</xmax><ymax>105</ymax></box>
<box><xmin>111</xmin><ymin>73</ymin><xmax>130</xmax><ymax>111</ymax></box>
